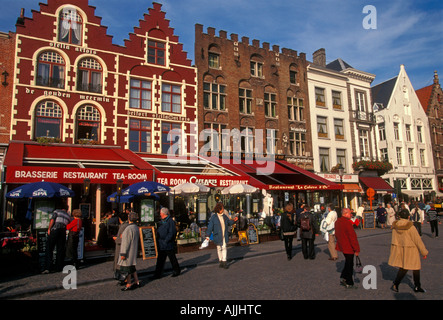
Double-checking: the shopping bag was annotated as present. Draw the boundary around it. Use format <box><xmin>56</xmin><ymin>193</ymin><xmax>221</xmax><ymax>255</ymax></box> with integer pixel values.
<box><xmin>355</xmin><ymin>256</ymin><xmax>363</xmax><ymax>273</ymax></box>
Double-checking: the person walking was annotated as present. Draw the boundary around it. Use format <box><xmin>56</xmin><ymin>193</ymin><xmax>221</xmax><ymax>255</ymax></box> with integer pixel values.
<box><xmin>376</xmin><ymin>203</ymin><xmax>387</xmax><ymax>229</ymax></box>
<box><xmin>118</xmin><ymin>212</ymin><xmax>141</xmax><ymax>291</ymax></box>
<box><xmin>335</xmin><ymin>208</ymin><xmax>360</xmax><ymax>288</ymax></box>
<box><xmin>386</xmin><ymin>203</ymin><xmax>396</xmax><ymax>227</ymax></box>
<box><xmin>324</xmin><ymin>203</ymin><xmax>338</xmax><ymax>261</ymax></box>
<box><xmin>280</xmin><ymin>202</ymin><xmax>297</xmax><ymax>260</ymax></box>
<box><xmin>43</xmin><ymin>199</ymin><xmax>72</xmax><ymax>273</ymax></box>
<box><xmin>389</xmin><ymin>209</ymin><xmax>428</xmax><ymax>293</ymax></box>
<box><xmin>205</xmin><ymin>202</ymin><xmax>238</xmax><ymax>269</ymax></box>
<box><xmin>65</xmin><ymin>209</ymin><xmax>83</xmax><ymax>269</ymax></box>
<box><xmin>113</xmin><ymin>212</ymin><xmax>129</xmax><ymax>284</ymax></box>
<box><xmin>154</xmin><ymin>207</ymin><xmax>181</xmax><ymax>278</ymax></box>
<box><xmin>426</xmin><ymin>203</ymin><xmax>439</xmax><ymax>238</ymax></box>
<box><xmin>410</xmin><ymin>202</ymin><xmax>424</xmax><ymax>236</ymax></box>
<box><xmin>297</xmin><ymin>206</ymin><xmax>317</xmax><ymax>260</ymax></box>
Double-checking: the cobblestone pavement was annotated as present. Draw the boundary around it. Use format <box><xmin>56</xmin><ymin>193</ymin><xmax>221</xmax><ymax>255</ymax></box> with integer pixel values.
<box><xmin>1</xmin><ymin>223</ymin><xmax>441</xmax><ymax>304</ymax></box>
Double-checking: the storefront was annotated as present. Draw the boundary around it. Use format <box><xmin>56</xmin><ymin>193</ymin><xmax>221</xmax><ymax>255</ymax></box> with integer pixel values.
<box><xmin>2</xmin><ymin>142</ymin><xmax>156</xmax><ymax>241</ymax></box>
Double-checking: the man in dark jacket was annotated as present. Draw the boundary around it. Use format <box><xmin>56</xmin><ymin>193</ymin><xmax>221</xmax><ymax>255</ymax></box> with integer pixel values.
<box><xmin>153</xmin><ymin>207</ymin><xmax>180</xmax><ymax>279</ymax></box>
<box><xmin>335</xmin><ymin>208</ymin><xmax>360</xmax><ymax>288</ymax></box>
<box><xmin>297</xmin><ymin>206</ymin><xmax>317</xmax><ymax>260</ymax></box>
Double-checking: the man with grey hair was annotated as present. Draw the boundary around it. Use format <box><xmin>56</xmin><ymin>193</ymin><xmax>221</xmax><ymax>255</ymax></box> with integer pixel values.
<box><xmin>153</xmin><ymin>207</ymin><xmax>180</xmax><ymax>279</ymax></box>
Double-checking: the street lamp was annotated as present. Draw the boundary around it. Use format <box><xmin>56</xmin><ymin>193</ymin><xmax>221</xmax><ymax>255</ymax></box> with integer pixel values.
<box><xmin>116</xmin><ymin>179</ymin><xmax>123</xmax><ymax>212</ymax></box>
<box><xmin>83</xmin><ymin>178</ymin><xmax>90</xmax><ymax>197</ymax></box>
<box><xmin>337</xmin><ymin>163</ymin><xmax>344</xmax><ymax>212</ymax></box>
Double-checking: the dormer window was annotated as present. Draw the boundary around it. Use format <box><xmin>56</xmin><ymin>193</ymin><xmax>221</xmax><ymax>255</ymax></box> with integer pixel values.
<box><xmin>58</xmin><ymin>7</ymin><xmax>83</xmax><ymax>45</ymax></box>
<box><xmin>147</xmin><ymin>40</ymin><xmax>165</xmax><ymax>65</ymax></box>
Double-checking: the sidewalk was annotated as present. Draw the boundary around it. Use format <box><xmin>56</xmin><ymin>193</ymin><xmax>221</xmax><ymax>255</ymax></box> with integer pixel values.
<box><xmin>0</xmin><ymin>227</ymin><xmax>397</xmax><ymax>299</ymax></box>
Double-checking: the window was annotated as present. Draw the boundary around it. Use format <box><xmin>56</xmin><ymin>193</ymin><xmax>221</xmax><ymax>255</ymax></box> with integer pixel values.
<box><xmin>266</xmin><ymin>129</ymin><xmax>277</xmax><ymax>155</ymax></box>
<box><xmin>356</xmin><ymin>91</ymin><xmax>366</xmax><ymax>112</ymax></box>
<box><xmin>408</xmin><ymin>148</ymin><xmax>415</xmax><ymax>166</ymax></box>
<box><xmin>417</xmin><ymin>126</ymin><xmax>423</xmax><ymax>143</ymax></box>
<box><xmin>420</xmin><ymin>149</ymin><xmax>426</xmax><ymax>166</ymax></box>
<box><xmin>334</xmin><ymin>118</ymin><xmax>344</xmax><ymax>140</ymax></box>
<box><xmin>203</xmin><ymin>123</ymin><xmax>228</xmax><ymax>152</ymax></box>
<box><xmin>239</xmin><ymin>88</ymin><xmax>252</xmax><ymax>114</ymax></box>
<box><xmin>147</xmin><ymin>40</ymin><xmax>165</xmax><ymax>65</ymax></box>
<box><xmin>161</xmin><ymin>84</ymin><xmax>181</xmax><ymax>113</ymax></box>
<box><xmin>289</xmin><ymin>131</ymin><xmax>306</xmax><ymax>157</ymax></box>
<box><xmin>380</xmin><ymin>148</ymin><xmax>388</xmax><ymax>161</ymax></box>
<box><xmin>378</xmin><ymin>123</ymin><xmax>386</xmax><ymax>141</ymax></box>
<box><xmin>396</xmin><ymin>147</ymin><xmax>403</xmax><ymax>165</ymax></box>
<box><xmin>130</xmin><ymin>79</ymin><xmax>152</xmax><ymax>110</ymax></box>
<box><xmin>287</xmin><ymin>97</ymin><xmax>304</xmax><ymax>121</ymax></box>
<box><xmin>162</xmin><ymin>122</ymin><xmax>181</xmax><ymax>155</ymax></box>
<box><xmin>317</xmin><ymin>116</ymin><xmax>328</xmax><ymax>138</ymax></box>
<box><xmin>405</xmin><ymin>124</ymin><xmax>411</xmax><ymax>141</ymax></box>
<box><xmin>393</xmin><ymin>123</ymin><xmax>400</xmax><ymax>140</ymax></box>
<box><xmin>36</xmin><ymin>51</ymin><xmax>65</xmax><ymax>88</ymax></box>
<box><xmin>289</xmin><ymin>70</ymin><xmax>297</xmax><ymax>84</ymax></box>
<box><xmin>319</xmin><ymin>148</ymin><xmax>330</xmax><ymax>172</ymax></box>
<box><xmin>315</xmin><ymin>87</ymin><xmax>325</xmax><ymax>107</ymax></box>
<box><xmin>359</xmin><ymin>130</ymin><xmax>370</xmax><ymax>157</ymax></box>
<box><xmin>208</xmin><ymin>52</ymin><xmax>220</xmax><ymax>69</ymax></box>
<box><xmin>35</xmin><ymin>100</ymin><xmax>62</xmax><ymax>139</ymax></box>
<box><xmin>336</xmin><ymin>149</ymin><xmax>347</xmax><ymax>171</ymax></box>
<box><xmin>240</xmin><ymin>127</ymin><xmax>254</xmax><ymax>154</ymax></box>
<box><xmin>250</xmin><ymin>60</ymin><xmax>263</xmax><ymax>77</ymax></box>
<box><xmin>264</xmin><ymin>93</ymin><xmax>277</xmax><ymax>118</ymax></box>
<box><xmin>422</xmin><ymin>179</ymin><xmax>432</xmax><ymax>190</ymax></box>
<box><xmin>76</xmin><ymin>105</ymin><xmax>100</xmax><ymax>142</ymax></box>
<box><xmin>203</xmin><ymin>82</ymin><xmax>226</xmax><ymax>110</ymax></box>
<box><xmin>411</xmin><ymin>178</ymin><xmax>421</xmax><ymax>190</ymax></box>
<box><xmin>77</xmin><ymin>58</ymin><xmax>102</xmax><ymax>93</ymax></box>
<box><xmin>129</xmin><ymin>119</ymin><xmax>152</xmax><ymax>153</ymax></box>
<box><xmin>332</xmin><ymin>91</ymin><xmax>342</xmax><ymax>110</ymax></box>
<box><xmin>58</xmin><ymin>7</ymin><xmax>82</xmax><ymax>45</ymax></box>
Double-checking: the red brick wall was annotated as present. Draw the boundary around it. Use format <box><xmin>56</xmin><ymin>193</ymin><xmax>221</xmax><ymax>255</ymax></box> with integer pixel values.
<box><xmin>0</xmin><ymin>32</ymin><xmax>15</xmax><ymax>144</ymax></box>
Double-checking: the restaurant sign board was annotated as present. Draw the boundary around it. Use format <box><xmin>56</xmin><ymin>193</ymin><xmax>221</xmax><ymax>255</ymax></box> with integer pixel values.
<box><xmin>6</xmin><ymin>166</ymin><xmax>153</xmax><ymax>184</ymax></box>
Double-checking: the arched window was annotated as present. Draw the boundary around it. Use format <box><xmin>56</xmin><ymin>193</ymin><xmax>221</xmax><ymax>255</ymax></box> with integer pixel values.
<box><xmin>58</xmin><ymin>7</ymin><xmax>83</xmax><ymax>45</ymax></box>
<box><xmin>36</xmin><ymin>51</ymin><xmax>65</xmax><ymax>88</ymax></box>
<box><xmin>77</xmin><ymin>58</ymin><xmax>102</xmax><ymax>93</ymax></box>
<box><xmin>76</xmin><ymin>105</ymin><xmax>100</xmax><ymax>142</ymax></box>
<box><xmin>35</xmin><ymin>100</ymin><xmax>63</xmax><ymax>139</ymax></box>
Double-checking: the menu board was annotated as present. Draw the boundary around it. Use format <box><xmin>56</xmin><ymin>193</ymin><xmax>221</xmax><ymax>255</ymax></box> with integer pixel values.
<box><xmin>139</xmin><ymin>226</ymin><xmax>158</xmax><ymax>260</ymax></box>
<box><xmin>140</xmin><ymin>199</ymin><xmax>155</xmax><ymax>223</ymax></box>
<box><xmin>79</xmin><ymin>203</ymin><xmax>90</xmax><ymax>219</ymax></box>
<box><xmin>34</xmin><ymin>200</ymin><xmax>54</xmax><ymax>230</ymax></box>
<box><xmin>363</xmin><ymin>211</ymin><xmax>376</xmax><ymax>229</ymax></box>
<box><xmin>247</xmin><ymin>223</ymin><xmax>259</xmax><ymax>244</ymax></box>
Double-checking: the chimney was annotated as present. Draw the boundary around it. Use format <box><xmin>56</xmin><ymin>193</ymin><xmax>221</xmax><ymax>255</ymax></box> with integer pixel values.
<box><xmin>313</xmin><ymin>48</ymin><xmax>326</xmax><ymax>67</ymax></box>
<box><xmin>16</xmin><ymin>8</ymin><xmax>25</xmax><ymax>26</ymax></box>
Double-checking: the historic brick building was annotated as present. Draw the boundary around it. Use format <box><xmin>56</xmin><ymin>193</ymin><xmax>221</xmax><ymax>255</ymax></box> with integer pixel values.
<box><xmin>195</xmin><ymin>24</ymin><xmax>313</xmax><ymax>170</ymax></box>
<box><xmin>0</xmin><ymin>31</ymin><xmax>15</xmax><ymax>144</ymax></box>
<box><xmin>416</xmin><ymin>71</ymin><xmax>443</xmax><ymax>193</ymax></box>
<box><xmin>9</xmin><ymin>0</ymin><xmax>197</xmax><ymax>154</ymax></box>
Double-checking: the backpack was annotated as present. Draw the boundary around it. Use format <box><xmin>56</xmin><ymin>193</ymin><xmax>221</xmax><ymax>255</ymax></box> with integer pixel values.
<box><xmin>300</xmin><ymin>214</ymin><xmax>311</xmax><ymax>231</ymax></box>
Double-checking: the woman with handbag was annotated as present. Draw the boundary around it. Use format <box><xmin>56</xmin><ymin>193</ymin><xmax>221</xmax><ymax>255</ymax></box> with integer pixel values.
<box><xmin>280</xmin><ymin>203</ymin><xmax>297</xmax><ymax>260</ymax></box>
<box><xmin>389</xmin><ymin>209</ymin><xmax>428</xmax><ymax>293</ymax></box>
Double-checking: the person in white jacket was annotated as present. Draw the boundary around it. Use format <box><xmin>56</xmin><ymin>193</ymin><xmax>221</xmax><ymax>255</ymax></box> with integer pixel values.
<box><xmin>325</xmin><ymin>203</ymin><xmax>338</xmax><ymax>261</ymax></box>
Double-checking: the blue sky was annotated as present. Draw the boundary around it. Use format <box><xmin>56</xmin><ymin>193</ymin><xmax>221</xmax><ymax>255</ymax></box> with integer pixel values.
<box><xmin>1</xmin><ymin>0</ymin><xmax>442</xmax><ymax>89</ymax></box>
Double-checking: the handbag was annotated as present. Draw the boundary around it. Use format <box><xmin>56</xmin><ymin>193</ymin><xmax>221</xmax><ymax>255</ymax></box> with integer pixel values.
<box><xmin>355</xmin><ymin>256</ymin><xmax>363</xmax><ymax>273</ymax></box>
<box><xmin>279</xmin><ymin>229</ymin><xmax>285</xmax><ymax>241</ymax></box>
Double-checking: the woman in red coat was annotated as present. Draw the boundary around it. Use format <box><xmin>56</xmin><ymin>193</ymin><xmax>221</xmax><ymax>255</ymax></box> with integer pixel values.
<box><xmin>334</xmin><ymin>208</ymin><xmax>360</xmax><ymax>288</ymax></box>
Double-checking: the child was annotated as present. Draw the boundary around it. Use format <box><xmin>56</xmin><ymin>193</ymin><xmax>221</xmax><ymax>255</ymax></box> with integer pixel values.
<box><xmin>66</xmin><ymin>209</ymin><xmax>83</xmax><ymax>268</ymax></box>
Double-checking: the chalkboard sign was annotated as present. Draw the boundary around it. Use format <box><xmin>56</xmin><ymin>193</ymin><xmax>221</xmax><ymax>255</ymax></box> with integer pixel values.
<box><xmin>139</xmin><ymin>226</ymin><xmax>158</xmax><ymax>260</ymax></box>
<box><xmin>238</xmin><ymin>231</ymin><xmax>249</xmax><ymax>246</ymax></box>
<box><xmin>247</xmin><ymin>223</ymin><xmax>259</xmax><ymax>244</ymax></box>
<box><xmin>37</xmin><ymin>229</ymin><xmax>48</xmax><ymax>271</ymax></box>
<box><xmin>363</xmin><ymin>211</ymin><xmax>375</xmax><ymax>229</ymax></box>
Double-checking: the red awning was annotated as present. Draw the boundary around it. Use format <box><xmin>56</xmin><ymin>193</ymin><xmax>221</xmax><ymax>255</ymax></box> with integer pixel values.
<box><xmin>4</xmin><ymin>142</ymin><xmax>158</xmax><ymax>184</ymax></box>
<box><xmin>359</xmin><ymin>177</ymin><xmax>394</xmax><ymax>192</ymax></box>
